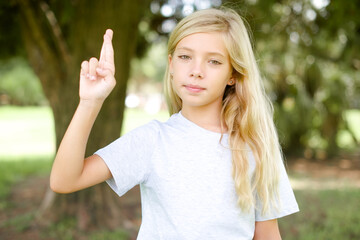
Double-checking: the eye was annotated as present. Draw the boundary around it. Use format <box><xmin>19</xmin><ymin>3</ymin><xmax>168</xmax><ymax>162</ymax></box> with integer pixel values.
<box><xmin>209</xmin><ymin>59</ymin><xmax>222</xmax><ymax>65</ymax></box>
<box><xmin>178</xmin><ymin>55</ymin><xmax>191</xmax><ymax>60</ymax></box>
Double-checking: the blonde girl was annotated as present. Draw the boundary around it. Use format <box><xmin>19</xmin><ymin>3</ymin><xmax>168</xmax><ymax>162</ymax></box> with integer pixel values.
<box><xmin>51</xmin><ymin>7</ymin><xmax>298</xmax><ymax>240</ymax></box>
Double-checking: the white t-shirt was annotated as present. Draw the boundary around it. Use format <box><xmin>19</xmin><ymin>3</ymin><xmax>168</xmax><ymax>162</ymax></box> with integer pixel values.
<box><xmin>95</xmin><ymin>112</ymin><xmax>299</xmax><ymax>239</ymax></box>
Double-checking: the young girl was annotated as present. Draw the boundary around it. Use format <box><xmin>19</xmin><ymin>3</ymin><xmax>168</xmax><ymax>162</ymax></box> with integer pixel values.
<box><xmin>51</xmin><ymin>7</ymin><xmax>299</xmax><ymax>239</ymax></box>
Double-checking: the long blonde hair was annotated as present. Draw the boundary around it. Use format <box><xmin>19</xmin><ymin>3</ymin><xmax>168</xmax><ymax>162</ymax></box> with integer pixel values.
<box><xmin>164</xmin><ymin>7</ymin><xmax>283</xmax><ymax>215</ymax></box>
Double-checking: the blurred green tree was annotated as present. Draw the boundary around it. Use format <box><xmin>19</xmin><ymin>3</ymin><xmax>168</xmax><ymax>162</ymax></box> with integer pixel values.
<box><xmin>0</xmin><ymin>58</ymin><xmax>47</xmax><ymax>105</ymax></box>
<box><xmin>221</xmin><ymin>0</ymin><xmax>360</xmax><ymax>156</ymax></box>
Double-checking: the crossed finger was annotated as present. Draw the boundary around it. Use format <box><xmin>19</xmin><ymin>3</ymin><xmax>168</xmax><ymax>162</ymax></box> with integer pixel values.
<box><xmin>99</xmin><ymin>29</ymin><xmax>114</xmax><ymax>72</ymax></box>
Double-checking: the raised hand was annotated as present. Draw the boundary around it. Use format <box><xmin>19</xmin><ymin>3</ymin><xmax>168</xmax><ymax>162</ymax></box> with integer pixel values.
<box><xmin>79</xmin><ymin>29</ymin><xmax>116</xmax><ymax>103</ymax></box>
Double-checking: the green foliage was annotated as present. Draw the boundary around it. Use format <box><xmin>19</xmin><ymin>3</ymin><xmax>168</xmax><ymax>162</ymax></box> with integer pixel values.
<box><xmin>0</xmin><ymin>157</ymin><xmax>51</xmax><ymax>209</ymax></box>
<box><xmin>279</xmin><ymin>189</ymin><xmax>360</xmax><ymax>239</ymax></box>
<box><xmin>130</xmin><ymin>39</ymin><xmax>168</xmax><ymax>83</ymax></box>
<box><xmin>0</xmin><ymin>58</ymin><xmax>47</xmax><ymax>105</ymax></box>
<box><xmin>0</xmin><ymin>2</ymin><xmax>23</xmax><ymax>58</ymax></box>
<box><xmin>231</xmin><ymin>0</ymin><xmax>360</xmax><ymax>155</ymax></box>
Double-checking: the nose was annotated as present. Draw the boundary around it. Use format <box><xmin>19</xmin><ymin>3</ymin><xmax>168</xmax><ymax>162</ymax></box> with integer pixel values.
<box><xmin>190</xmin><ymin>72</ymin><xmax>203</xmax><ymax>78</ymax></box>
<box><xmin>189</xmin><ymin>60</ymin><xmax>204</xmax><ymax>79</ymax></box>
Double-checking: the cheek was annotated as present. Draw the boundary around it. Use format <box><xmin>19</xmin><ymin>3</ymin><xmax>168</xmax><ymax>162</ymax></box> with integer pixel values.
<box><xmin>172</xmin><ymin>65</ymin><xmax>187</xmax><ymax>83</ymax></box>
<box><xmin>173</xmin><ymin>61</ymin><xmax>186</xmax><ymax>74</ymax></box>
<box><xmin>214</xmin><ymin>69</ymin><xmax>232</xmax><ymax>85</ymax></box>
<box><xmin>171</xmin><ymin>75</ymin><xmax>182</xmax><ymax>94</ymax></box>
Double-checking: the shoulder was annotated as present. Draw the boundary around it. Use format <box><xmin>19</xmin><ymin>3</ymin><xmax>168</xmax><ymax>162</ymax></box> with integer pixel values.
<box><xmin>125</xmin><ymin>119</ymin><xmax>162</xmax><ymax>138</ymax></box>
<box><xmin>95</xmin><ymin>119</ymin><xmax>165</xmax><ymax>161</ymax></box>
<box><xmin>137</xmin><ymin>112</ymin><xmax>182</xmax><ymax>134</ymax></box>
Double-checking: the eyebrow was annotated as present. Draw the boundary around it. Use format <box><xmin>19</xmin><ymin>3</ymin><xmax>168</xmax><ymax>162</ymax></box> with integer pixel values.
<box><xmin>176</xmin><ymin>47</ymin><xmax>226</xmax><ymax>58</ymax></box>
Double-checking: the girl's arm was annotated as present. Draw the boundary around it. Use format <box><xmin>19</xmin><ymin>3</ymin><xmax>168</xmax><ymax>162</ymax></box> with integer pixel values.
<box><xmin>253</xmin><ymin>219</ymin><xmax>281</xmax><ymax>240</ymax></box>
<box><xmin>50</xmin><ymin>29</ymin><xmax>116</xmax><ymax>194</ymax></box>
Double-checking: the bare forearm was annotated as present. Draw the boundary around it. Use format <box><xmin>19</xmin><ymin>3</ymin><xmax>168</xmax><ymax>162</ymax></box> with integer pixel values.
<box><xmin>50</xmin><ymin>29</ymin><xmax>115</xmax><ymax>193</ymax></box>
<box><xmin>253</xmin><ymin>219</ymin><xmax>281</xmax><ymax>240</ymax></box>
<box><xmin>50</xmin><ymin>100</ymin><xmax>103</xmax><ymax>192</ymax></box>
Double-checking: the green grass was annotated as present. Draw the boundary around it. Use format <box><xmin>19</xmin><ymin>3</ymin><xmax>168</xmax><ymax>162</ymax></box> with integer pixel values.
<box><xmin>0</xmin><ymin>106</ymin><xmax>55</xmax><ymax>159</ymax></box>
<box><xmin>279</xmin><ymin>189</ymin><xmax>360</xmax><ymax>239</ymax></box>
<box><xmin>0</xmin><ymin>156</ymin><xmax>51</xmax><ymax>210</ymax></box>
<box><xmin>43</xmin><ymin>216</ymin><xmax>130</xmax><ymax>240</ymax></box>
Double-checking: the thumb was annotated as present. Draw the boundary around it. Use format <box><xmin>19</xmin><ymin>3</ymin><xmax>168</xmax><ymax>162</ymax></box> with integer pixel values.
<box><xmin>96</xmin><ymin>68</ymin><xmax>116</xmax><ymax>85</ymax></box>
<box><xmin>96</xmin><ymin>67</ymin><xmax>111</xmax><ymax>77</ymax></box>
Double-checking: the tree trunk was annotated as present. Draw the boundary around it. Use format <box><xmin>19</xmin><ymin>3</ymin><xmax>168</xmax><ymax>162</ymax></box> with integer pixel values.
<box><xmin>17</xmin><ymin>0</ymin><xmax>149</xmax><ymax>230</ymax></box>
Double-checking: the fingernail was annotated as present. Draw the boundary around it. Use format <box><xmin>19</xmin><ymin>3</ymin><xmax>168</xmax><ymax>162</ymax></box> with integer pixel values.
<box><xmin>86</xmin><ymin>73</ymin><xmax>90</xmax><ymax>78</ymax></box>
<box><xmin>90</xmin><ymin>75</ymin><xmax>96</xmax><ymax>80</ymax></box>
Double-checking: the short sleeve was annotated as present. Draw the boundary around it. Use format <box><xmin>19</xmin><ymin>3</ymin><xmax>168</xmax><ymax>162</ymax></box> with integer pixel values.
<box><xmin>255</xmin><ymin>160</ymin><xmax>299</xmax><ymax>221</ymax></box>
<box><xmin>94</xmin><ymin>120</ymin><xmax>159</xmax><ymax>197</ymax></box>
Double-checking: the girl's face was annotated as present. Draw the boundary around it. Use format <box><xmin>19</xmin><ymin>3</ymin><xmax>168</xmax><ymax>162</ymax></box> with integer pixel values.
<box><xmin>169</xmin><ymin>32</ymin><xmax>233</xmax><ymax>112</ymax></box>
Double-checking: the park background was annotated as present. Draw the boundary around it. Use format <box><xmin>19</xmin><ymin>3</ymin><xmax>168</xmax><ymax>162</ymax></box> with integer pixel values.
<box><xmin>0</xmin><ymin>0</ymin><xmax>359</xmax><ymax>239</ymax></box>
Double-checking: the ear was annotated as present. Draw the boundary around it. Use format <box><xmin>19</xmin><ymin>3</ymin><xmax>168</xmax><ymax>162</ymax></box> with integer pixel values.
<box><xmin>227</xmin><ymin>77</ymin><xmax>236</xmax><ymax>86</ymax></box>
<box><xmin>168</xmin><ymin>54</ymin><xmax>173</xmax><ymax>74</ymax></box>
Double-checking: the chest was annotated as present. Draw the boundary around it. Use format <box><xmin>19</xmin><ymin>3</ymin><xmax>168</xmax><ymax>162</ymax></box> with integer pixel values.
<box><xmin>146</xmin><ymin>134</ymin><xmax>237</xmax><ymax>207</ymax></box>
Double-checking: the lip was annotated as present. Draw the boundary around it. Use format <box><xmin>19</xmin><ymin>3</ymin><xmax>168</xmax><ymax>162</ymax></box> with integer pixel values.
<box><xmin>184</xmin><ymin>84</ymin><xmax>206</xmax><ymax>93</ymax></box>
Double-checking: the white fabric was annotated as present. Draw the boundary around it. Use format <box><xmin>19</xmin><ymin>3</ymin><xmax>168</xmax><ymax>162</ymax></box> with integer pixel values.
<box><xmin>95</xmin><ymin>112</ymin><xmax>299</xmax><ymax>239</ymax></box>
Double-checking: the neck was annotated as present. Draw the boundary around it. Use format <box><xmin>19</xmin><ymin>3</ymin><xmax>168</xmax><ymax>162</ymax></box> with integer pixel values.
<box><xmin>181</xmin><ymin>104</ymin><xmax>226</xmax><ymax>133</ymax></box>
